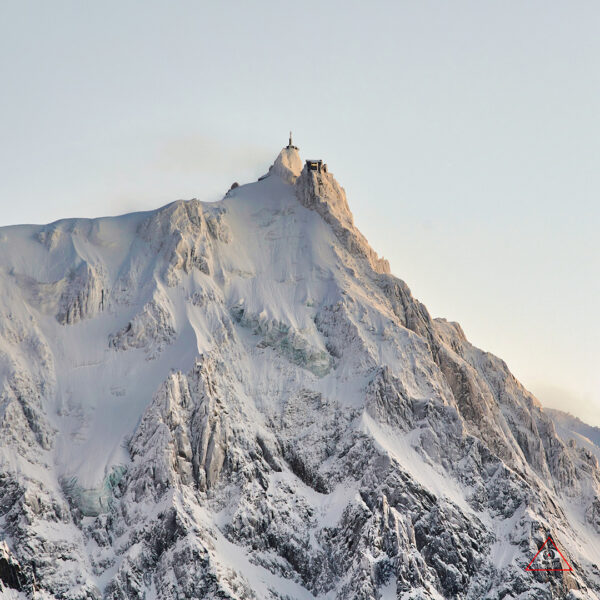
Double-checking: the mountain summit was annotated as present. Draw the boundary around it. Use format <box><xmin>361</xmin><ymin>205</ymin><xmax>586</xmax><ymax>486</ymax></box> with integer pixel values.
<box><xmin>268</xmin><ymin>134</ymin><xmax>303</xmax><ymax>183</ymax></box>
<box><xmin>0</xmin><ymin>141</ymin><xmax>599</xmax><ymax>599</ymax></box>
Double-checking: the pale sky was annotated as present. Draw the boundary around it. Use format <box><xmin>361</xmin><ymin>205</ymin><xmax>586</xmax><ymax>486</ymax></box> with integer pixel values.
<box><xmin>1</xmin><ymin>2</ymin><xmax>599</xmax><ymax>426</ymax></box>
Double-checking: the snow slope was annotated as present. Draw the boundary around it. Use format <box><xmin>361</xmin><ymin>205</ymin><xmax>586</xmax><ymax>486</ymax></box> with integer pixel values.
<box><xmin>0</xmin><ymin>143</ymin><xmax>599</xmax><ymax>599</ymax></box>
<box><xmin>547</xmin><ymin>408</ymin><xmax>600</xmax><ymax>461</ymax></box>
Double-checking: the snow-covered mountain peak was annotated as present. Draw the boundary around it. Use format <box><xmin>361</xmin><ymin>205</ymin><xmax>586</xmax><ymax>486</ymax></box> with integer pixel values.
<box><xmin>1</xmin><ymin>142</ymin><xmax>599</xmax><ymax>599</ymax></box>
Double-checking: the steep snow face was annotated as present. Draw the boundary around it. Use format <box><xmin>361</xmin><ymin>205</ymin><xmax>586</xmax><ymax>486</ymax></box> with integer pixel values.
<box><xmin>0</xmin><ymin>145</ymin><xmax>599</xmax><ymax>599</ymax></box>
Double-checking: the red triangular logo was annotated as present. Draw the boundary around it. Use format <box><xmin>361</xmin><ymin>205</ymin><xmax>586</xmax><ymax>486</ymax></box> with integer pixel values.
<box><xmin>526</xmin><ymin>536</ymin><xmax>573</xmax><ymax>572</ymax></box>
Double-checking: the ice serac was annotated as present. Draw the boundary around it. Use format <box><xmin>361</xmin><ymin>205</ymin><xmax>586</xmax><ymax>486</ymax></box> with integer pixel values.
<box><xmin>0</xmin><ymin>144</ymin><xmax>599</xmax><ymax>599</ymax></box>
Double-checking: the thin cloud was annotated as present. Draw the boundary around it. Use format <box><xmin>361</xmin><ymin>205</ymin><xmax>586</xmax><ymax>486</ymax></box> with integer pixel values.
<box><xmin>155</xmin><ymin>134</ymin><xmax>273</xmax><ymax>176</ymax></box>
<box><xmin>532</xmin><ymin>383</ymin><xmax>600</xmax><ymax>427</ymax></box>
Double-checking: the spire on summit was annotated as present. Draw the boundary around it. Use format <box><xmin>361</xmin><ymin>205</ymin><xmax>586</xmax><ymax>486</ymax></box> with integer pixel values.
<box><xmin>287</xmin><ymin>131</ymin><xmax>298</xmax><ymax>150</ymax></box>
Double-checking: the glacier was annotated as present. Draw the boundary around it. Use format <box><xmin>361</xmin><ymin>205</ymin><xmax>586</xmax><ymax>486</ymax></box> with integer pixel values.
<box><xmin>0</xmin><ymin>141</ymin><xmax>599</xmax><ymax>599</ymax></box>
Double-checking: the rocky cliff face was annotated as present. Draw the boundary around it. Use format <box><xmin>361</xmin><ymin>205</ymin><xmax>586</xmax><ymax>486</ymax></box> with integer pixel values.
<box><xmin>0</xmin><ymin>145</ymin><xmax>599</xmax><ymax>599</ymax></box>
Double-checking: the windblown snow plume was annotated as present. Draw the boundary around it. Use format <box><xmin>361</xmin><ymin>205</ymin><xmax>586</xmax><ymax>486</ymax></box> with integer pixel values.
<box><xmin>0</xmin><ymin>143</ymin><xmax>599</xmax><ymax>599</ymax></box>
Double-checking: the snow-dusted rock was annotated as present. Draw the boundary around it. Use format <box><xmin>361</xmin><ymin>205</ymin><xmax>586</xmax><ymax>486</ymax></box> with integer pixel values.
<box><xmin>0</xmin><ymin>540</ymin><xmax>23</xmax><ymax>593</ymax></box>
<box><xmin>109</xmin><ymin>289</ymin><xmax>177</xmax><ymax>359</ymax></box>
<box><xmin>295</xmin><ymin>161</ymin><xmax>390</xmax><ymax>275</ymax></box>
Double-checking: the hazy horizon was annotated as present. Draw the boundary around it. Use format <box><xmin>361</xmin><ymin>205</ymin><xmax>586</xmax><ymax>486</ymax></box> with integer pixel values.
<box><xmin>1</xmin><ymin>1</ymin><xmax>599</xmax><ymax>427</ymax></box>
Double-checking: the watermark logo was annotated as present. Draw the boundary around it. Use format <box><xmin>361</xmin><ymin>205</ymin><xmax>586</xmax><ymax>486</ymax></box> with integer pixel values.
<box><xmin>526</xmin><ymin>536</ymin><xmax>573</xmax><ymax>572</ymax></box>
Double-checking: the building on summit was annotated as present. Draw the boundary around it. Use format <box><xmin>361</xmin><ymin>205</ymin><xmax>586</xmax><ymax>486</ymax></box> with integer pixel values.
<box><xmin>306</xmin><ymin>159</ymin><xmax>327</xmax><ymax>173</ymax></box>
<box><xmin>284</xmin><ymin>132</ymin><xmax>327</xmax><ymax>174</ymax></box>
